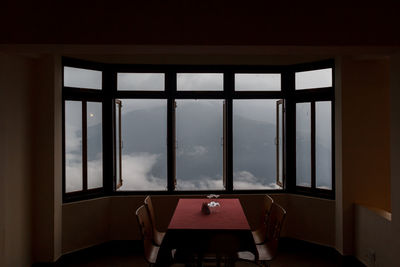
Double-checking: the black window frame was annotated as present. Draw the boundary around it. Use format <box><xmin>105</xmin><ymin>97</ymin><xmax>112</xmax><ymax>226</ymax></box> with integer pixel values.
<box><xmin>290</xmin><ymin>61</ymin><xmax>336</xmax><ymax>198</ymax></box>
<box><xmin>62</xmin><ymin>59</ymin><xmax>108</xmax><ymax>202</ymax></box>
<box><xmin>62</xmin><ymin>58</ymin><xmax>335</xmax><ymax>202</ymax></box>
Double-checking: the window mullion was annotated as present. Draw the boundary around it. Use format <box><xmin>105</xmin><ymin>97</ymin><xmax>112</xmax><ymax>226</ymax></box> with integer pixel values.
<box><xmin>283</xmin><ymin>70</ymin><xmax>296</xmax><ymax>192</ymax></box>
<box><xmin>82</xmin><ymin>101</ymin><xmax>88</xmax><ymax>191</ymax></box>
<box><xmin>103</xmin><ymin>67</ymin><xmax>114</xmax><ymax>195</ymax></box>
<box><xmin>166</xmin><ymin>71</ymin><xmax>176</xmax><ymax>192</ymax></box>
<box><xmin>225</xmin><ymin>71</ymin><xmax>234</xmax><ymax>192</ymax></box>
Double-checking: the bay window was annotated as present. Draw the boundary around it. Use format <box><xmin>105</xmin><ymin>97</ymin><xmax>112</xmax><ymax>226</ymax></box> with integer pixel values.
<box><xmin>62</xmin><ymin>59</ymin><xmax>334</xmax><ymax>201</ymax></box>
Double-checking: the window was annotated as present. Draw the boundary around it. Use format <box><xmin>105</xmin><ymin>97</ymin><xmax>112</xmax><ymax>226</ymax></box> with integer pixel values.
<box><xmin>65</xmin><ymin>100</ymin><xmax>83</xmax><ymax>192</ymax></box>
<box><xmin>233</xmin><ymin>99</ymin><xmax>282</xmax><ymax>190</ymax></box>
<box><xmin>315</xmin><ymin>101</ymin><xmax>332</xmax><ymax>190</ymax></box>
<box><xmin>277</xmin><ymin>100</ymin><xmax>284</xmax><ymax>187</ymax></box>
<box><xmin>177</xmin><ymin>73</ymin><xmax>223</xmax><ymax>91</ymax></box>
<box><xmin>117</xmin><ymin>73</ymin><xmax>165</xmax><ymax>91</ymax></box>
<box><xmin>63</xmin><ymin>59</ymin><xmax>334</xmax><ymax>201</ymax></box>
<box><xmin>117</xmin><ymin>99</ymin><xmax>167</xmax><ymax>191</ymax></box>
<box><xmin>175</xmin><ymin>99</ymin><xmax>225</xmax><ymax>190</ymax></box>
<box><xmin>295</xmin><ymin>68</ymin><xmax>333</xmax><ymax>90</ymax></box>
<box><xmin>296</xmin><ymin>102</ymin><xmax>312</xmax><ymax>187</ymax></box>
<box><xmin>63</xmin><ymin>63</ymin><xmax>104</xmax><ymax>200</ymax></box>
<box><xmin>64</xmin><ymin>99</ymin><xmax>103</xmax><ymax>195</ymax></box>
<box><xmin>87</xmin><ymin>102</ymin><xmax>103</xmax><ymax>189</ymax></box>
<box><xmin>64</xmin><ymin>66</ymin><xmax>102</xmax><ymax>90</ymax></box>
<box><xmin>235</xmin><ymin>74</ymin><xmax>281</xmax><ymax>91</ymax></box>
<box><xmin>294</xmin><ymin>65</ymin><xmax>334</xmax><ymax>195</ymax></box>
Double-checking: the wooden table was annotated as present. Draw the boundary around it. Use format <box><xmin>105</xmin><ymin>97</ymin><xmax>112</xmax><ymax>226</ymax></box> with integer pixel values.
<box><xmin>161</xmin><ymin>198</ymin><xmax>256</xmax><ymax>265</ymax></box>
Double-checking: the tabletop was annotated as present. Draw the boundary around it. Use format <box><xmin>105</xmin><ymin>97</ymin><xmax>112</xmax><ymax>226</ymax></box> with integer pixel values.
<box><xmin>168</xmin><ymin>198</ymin><xmax>250</xmax><ymax>230</ymax></box>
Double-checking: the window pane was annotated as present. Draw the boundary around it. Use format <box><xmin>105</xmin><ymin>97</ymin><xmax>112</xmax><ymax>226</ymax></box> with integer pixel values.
<box><xmin>316</xmin><ymin>101</ymin><xmax>332</xmax><ymax>189</ymax></box>
<box><xmin>117</xmin><ymin>73</ymin><xmax>165</xmax><ymax>91</ymax></box>
<box><xmin>87</xmin><ymin>102</ymin><xmax>103</xmax><ymax>189</ymax></box>
<box><xmin>119</xmin><ymin>99</ymin><xmax>167</xmax><ymax>191</ymax></box>
<box><xmin>295</xmin><ymin>68</ymin><xmax>332</xmax><ymax>90</ymax></box>
<box><xmin>65</xmin><ymin>101</ymin><xmax>83</xmax><ymax>192</ymax></box>
<box><xmin>177</xmin><ymin>73</ymin><xmax>223</xmax><ymax>91</ymax></box>
<box><xmin>296</xmin><ymin>103</ymin><xmax>311</xmax><ymax>187</ymax></box>
<box><xmin>278</xmin><ymin>102</ymin><xmax>283</xmax><ymax>185</ymax></box>
<box><xmin>233</xmin><ymin>100</ymin><xmax>281</xmax><ymax>189</ymax></box>
<box><xmin>235</xmin><ymin>74</ymin><xmax>281</xmax><ymax>91</ymax></box>
<box><xmin>176</xmin><ymin>100</ymin><xmax>224</xmax><ymax>190</ymax></box>
<box><xmin>64</xmin><ymin>67</ymin><xmax>102</xmax><ymax>89</ymax></box>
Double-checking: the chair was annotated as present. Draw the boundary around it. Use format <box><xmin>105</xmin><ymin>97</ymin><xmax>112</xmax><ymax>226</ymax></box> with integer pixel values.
<box><xmin>252</xmin><ymin>195</ymin><xmax>274</xmax><ymax>245</ymax></box>
<box><xmin>136</xmin><ymin>205</ymin><xmax>161</xmax><ymax>266</ymax></box>
<box><xmin>144</xmin><ymin>196</ymin><xmax>165</xmax><ymax>246</ymax></box>
<box><xmin>237</xmin><ymin>202</ymin><xmax>286</xmax><ymax>267</ymax></box>
<box><xmin>144</xmin><ymin>195</ymin><xmax>166</xmax><ymax>246</ymax></box>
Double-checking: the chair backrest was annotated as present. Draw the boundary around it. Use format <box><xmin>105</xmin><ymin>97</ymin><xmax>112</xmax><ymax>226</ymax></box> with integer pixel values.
<box><xmin>136</xmin><ymin>205</ymin><xmax>156</xmax><ymax>263</ymax></box>
<box><xmin>265</xmin><ymin>202</ymin><xmax>286</xmax><ymax>256</ymax></box>
<box><xmin>144</xmin><ymin>195</ymin><xmax>158</xmax><ymax>234</ymax></box>
<box><xmin>256</xmin><ymin>195</ymin><xmax>274</xmax><ymax>237</ymax></box>
<box><xmin>263</xmin><ymin>194</ymin><xmax>274</xmax><ymax>225</ymax></box>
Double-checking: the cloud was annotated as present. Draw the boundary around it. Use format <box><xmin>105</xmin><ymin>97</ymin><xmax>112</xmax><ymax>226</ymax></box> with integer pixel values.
<box><xmin>186</xmin><ymin>145</ymin><xmax>208</xmax><ymax>156</ymax></box>
<box><xmin>233</xmin><ymin>171</ymin><xmax>282</xmax><ymax>190</ymax></box>
<box><xmin>297</xmin><ymin>182</ymin><xmax>311</xmax><ymax>187</ymax></box>
<box><xmin>119</xmin><ymin>153</ymin><xmax>166</xmax><ymax>191</ymax></box>
<box><xmin>176</xmin><ymin>171</ymin><xmax>282</xmax><ymax>191</ymax></box>
<box><xmin>88</xmin><ymin>158</ymin><xmax>103</xmax><ymax>189</ymax></box>
<box><xmin>65</xmin><ymin>153</ymin><xmax>83</xmax><ymax>192</ymax></box>
<box><xmin>66</xmin><ymin>152</ymin><xmax>283</xmax><ymax>192</ymax></box>
<box><xmin>65</xmin><ymin>153</ymin><xmax>103</xmax><ymax>192</ymax></box>
<box><xmin>65</xmin><ymin>124</ymin><xmax>81</xmax><ymax>153</ymax></box>
<box><xmin>176</xmin><ymin>176</ymin><xmax>224</xmax><ymax>190</ymax></box>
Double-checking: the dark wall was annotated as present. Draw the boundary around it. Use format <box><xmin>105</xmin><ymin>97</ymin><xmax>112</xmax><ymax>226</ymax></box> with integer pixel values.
<box><xmin>1</xmin><ymin>1</ymin><xmax>399</xmax><ymax>45</ymax></box>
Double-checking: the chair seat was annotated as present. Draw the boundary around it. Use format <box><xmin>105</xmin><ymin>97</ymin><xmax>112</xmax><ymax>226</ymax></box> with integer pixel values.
<box><xmin>153</xmin><ymin>231</ymin><xmax>165</xmax><ymax>246</ymax></box>
<box><xmin>237</xmin><ymin>242</ymin><xmax>274</xmax><ymax>262</ymax></box>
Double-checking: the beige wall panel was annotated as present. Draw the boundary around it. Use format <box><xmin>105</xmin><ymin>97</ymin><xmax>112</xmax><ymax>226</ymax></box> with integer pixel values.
<box><xmin>0</xmin><ymin>54</ymin><xmax>34</xmax><ymax>267</ymax></box>
<box><xmin>62</xmin><ymin>198</ymin><xmax>110</xmax><ymax>254</ymax></box>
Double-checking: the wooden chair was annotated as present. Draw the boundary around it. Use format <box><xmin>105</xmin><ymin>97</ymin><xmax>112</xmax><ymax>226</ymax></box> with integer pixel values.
<box><xmin>237</xmin><ymin>202</ymin><xmax>286</xmax><ymax>267</ymax></box>
<box><xmin>252</xmin><ymin>194</ymin><xmax>274</xmax><ymax>245</ymax></box>
<box><xmin>136</xmin><ymin>205</ymin><xmax>161</xmax><ymax>266</ymax></box>
<box><xmin>144</xmin><ymin>195</ymin><xmax>166</xmax><ymax>246</ymax></box>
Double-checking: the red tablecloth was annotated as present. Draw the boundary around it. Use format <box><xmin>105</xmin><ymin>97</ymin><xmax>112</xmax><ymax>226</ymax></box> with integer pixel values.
<box><xmin>168</xmin><ymin>198</ymin><xmax>250</xmax><ymax>230</ymax></box>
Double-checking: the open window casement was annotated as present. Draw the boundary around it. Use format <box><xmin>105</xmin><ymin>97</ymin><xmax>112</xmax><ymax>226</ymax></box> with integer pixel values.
<box><xmin>173</xmin><ymin>100</ymin><xmax>177</xmax><ymax>190</ymax></box>
<box><xmin>223</xmin><ymin>100</ymin><xmax>227</xmax><ymax>189</ymax></box>
<box><xmin>115</xmin><ymin>99</ymin><xmax>123</xmax><ymax>190</ymax></box>
<box><xmin>276</xmin><ymin>99</ymin><xmax>284</xmax><ymax>188</ymax></box>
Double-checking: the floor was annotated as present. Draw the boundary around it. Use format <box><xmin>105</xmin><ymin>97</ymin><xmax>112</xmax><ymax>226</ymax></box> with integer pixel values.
<box><xmin>38</xmin><ymin>239</ymin><xmax>365</xmax><ymax>267</ymax></box>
